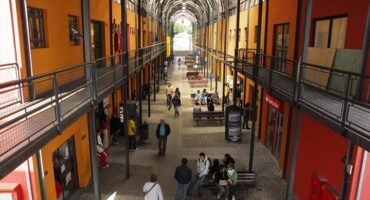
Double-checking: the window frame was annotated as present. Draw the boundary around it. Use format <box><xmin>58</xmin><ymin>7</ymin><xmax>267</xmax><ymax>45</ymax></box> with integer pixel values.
<box><xmin>27</xmin><ymin>7</ymin><xmax>46</xmax><ymax>48</ymax></box>
<box><xmin>68</xmin><ymin>15</ymin><xmax>80</xmax><ymax>46</ymax></box>
<box><xmin>313</xmin><ymin>15</ymin><xmax>348</xmax><ymax>48</ymax></box>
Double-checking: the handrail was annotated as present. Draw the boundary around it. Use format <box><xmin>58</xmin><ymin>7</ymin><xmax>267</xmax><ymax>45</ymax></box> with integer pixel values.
<box><xmin>193</xmin><ymin>44</ymin><xmax>370</xmax><ymax>151</ymax></box>
<box><xmin>0</xmin><ymin>42</ymin><xmax>166</xmax><ymax>161</ymax></box>
<box><xmin>0</xmin><ymin>43</ymin><xmax>166</xmax><ymax>88</ymax></box>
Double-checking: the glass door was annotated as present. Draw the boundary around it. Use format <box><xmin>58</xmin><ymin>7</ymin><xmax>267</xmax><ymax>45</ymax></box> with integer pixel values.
<box><xmin>273</xmin><ymin>113</ymin><xmax>284</xmax><ymax>159</ymax></box>
<box><xmin>266</xmin><ymin>107</ymin><xmax>277</xmax><ymax>152</ymax></box>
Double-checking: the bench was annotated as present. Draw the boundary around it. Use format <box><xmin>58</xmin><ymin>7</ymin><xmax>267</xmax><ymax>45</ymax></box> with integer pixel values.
<box><xmin>185</xmin><ymin>60</ymin><xmax>195</xmax><ymax>65</ymax></box>
<box><xmin>186</xmin><ymin>71</ymin><xmax>199</xmax><ymax>78</ymax></box>
<box><xmin>188</xmin><ymin>79</ymin><xmax>208</xmax><ymax>87</ymax></box>
<box><xmin>188</xmin><ymin>75</ymin><xmax>203</xmax><ymax>80</ymax></box>
<box><xmin>193</xmin><ymin>111</ymin><xmax>224</xmax><ymax>126</ymax></box>
<box><xmin>187</xmin><ymin>66</ymin><xmax>201</xmax><ymax>72</ymax></box>
<box><xmin>204</xmin><ymin>171</ymin><xmax>256</xmax><ymax>195</ymax></box>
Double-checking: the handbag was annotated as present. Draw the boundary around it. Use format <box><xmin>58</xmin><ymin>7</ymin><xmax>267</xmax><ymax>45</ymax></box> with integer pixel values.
<box><xmin>144</xmin><ymin>183</ymin><xmax>157</xmax><ymax>195</ymax></box>
<box><xmin>219</xmin><ymin>180</ymin><xmax>228</xmax><ymax>186</ymax></box>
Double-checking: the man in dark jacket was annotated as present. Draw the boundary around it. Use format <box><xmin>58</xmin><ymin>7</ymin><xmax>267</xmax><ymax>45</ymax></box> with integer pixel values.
<box><xmin>174</xmin><ymin>158</ymin><xmax>192</xmax><ymax>200</ymax></box>
<box><xmin>156</xmin><ymin>119</ymin><xmax>171</xmax><ymax>155</ymax></box>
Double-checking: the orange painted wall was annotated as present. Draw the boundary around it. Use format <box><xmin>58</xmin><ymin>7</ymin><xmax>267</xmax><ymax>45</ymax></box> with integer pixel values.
<box><xmin>18</xmin><ymin>0</ymin><xmax>84</xmax><ymax>76</ymax></box>
<box><xmin>127</xmin><ymin>10</ymin><xmax>137</xmax><ymax>51</ymax></box>
<box><xmin>266</xmin><ymin>0</ymin><xmax>298</xmax><ymax>61</ymax></box>
<box><xmin>90</xmin><ymin>0</ymin><xmax>110</xmax><ymax>58</ymax></box>
<box><xmin>41</xmin><ymin>114</ymin><xmax>90</xmax><ymax>200</ymax></box>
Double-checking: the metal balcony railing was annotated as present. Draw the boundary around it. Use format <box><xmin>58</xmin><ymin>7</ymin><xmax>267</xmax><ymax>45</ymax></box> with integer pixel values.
<box><xmin>193</xmin><ymin>44</ymin><xmax>370</xmax><ymax>151</ymax></box>
<box><xmin>0</xmin><ymin>43</ymin><xmax>166</xmax><ymax>173</ymax></box>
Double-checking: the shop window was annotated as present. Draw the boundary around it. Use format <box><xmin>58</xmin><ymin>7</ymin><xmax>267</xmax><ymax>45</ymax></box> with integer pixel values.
<box><xmin>273</xmin><ymin>23</ymin><xmax>289</xmax><ymax>72</ymax></box>
<box><xmin>314</xmin><ymin>16</ymin><xmax>347</xmax><ymax>48</ymax></box>
<box><xmin>68</xmin><ymin>15</ymin><xmax>81</xmax><ymax>45</ymax></box>
<box><xmin>27</xmin><ymin>7</ymin><xmax>46</xmax><ymax>48</ymax></box>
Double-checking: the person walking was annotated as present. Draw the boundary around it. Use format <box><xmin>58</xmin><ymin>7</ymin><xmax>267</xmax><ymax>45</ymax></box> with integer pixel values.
<box><xmin>156</xmin><ymin>119</ymin><xmax>171</xmax><ymax>155</ymax></box>
<box><xmin>171</xmin><ymin>94</ymin><xmax>181</xmax><ymax>117</ymax></box>
<box><xmin>190</xmin><ymin>152</ymin><xmax>210</xmax><ymax>197</ymax></box>
<box><xmin>166</xmin><ymin>83</ymin><xmax>174</xmax><ymax>108</ymax></box>
<box><xmin>242</xmin><ymin>103</ymin><xmax>251</xmax><ymax>129</ymax></box>
<box><xmin>128</xmin><ymin>115</ymin><xmax>138</xmax><ymax>151</ymax></box>
<box><xmin>175</xmin><ymin>87</ymin><xmax>181</xmax><ymax>99</ymax></box>
<box><xmin>143</xmin><ymin>173</ymin><xmax>164</xmax><ymax>200</ymax></box>
<box><xmin>174</xmin><ymin>158</ymin><xmax>192</xmax><ymax>200</ymax></box>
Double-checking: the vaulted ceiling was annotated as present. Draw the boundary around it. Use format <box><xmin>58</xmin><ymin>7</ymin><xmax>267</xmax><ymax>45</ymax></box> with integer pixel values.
<box><xmin>141</xmin><ymin>0</ymin><xmax>235</xmax><ymax>26</ymax></box>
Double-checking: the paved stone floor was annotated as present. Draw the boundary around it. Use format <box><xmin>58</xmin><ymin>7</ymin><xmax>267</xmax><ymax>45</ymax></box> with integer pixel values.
<box><xmin>71</xmin><ymin>56</ymin><xmax>292</xmax><ymax>200</ymax></box>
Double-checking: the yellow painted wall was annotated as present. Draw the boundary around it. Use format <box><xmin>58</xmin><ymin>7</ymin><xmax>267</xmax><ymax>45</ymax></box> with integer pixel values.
<box><xmin>41</xmin><ymin>114</ymin><xmax>90</xmax><ymax>200</ymax></box>
<box><xmin>227</xmin><ymin>3</ymin><xmax>266</xmax><ymax>54</ymax></box>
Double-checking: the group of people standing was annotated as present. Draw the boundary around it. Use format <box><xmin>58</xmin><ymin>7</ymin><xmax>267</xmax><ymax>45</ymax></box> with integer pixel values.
<box><xmin>144</xmin><ymin>153</ymin><xmax>238</xmax><ymax>200</ymax></box>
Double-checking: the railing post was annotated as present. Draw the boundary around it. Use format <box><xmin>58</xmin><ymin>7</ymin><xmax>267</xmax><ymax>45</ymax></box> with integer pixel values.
<box><xmin>341</xmin><ymin>74</ymin><xmax>352</xmax><ymax>127</ymax></box>
<box><xmin>92</xmin><ymin>61</ymin><xmax>98</xmax><ymax>100</ymax></box>
<box><xmin>113</xmin><ymin>57</ymin><xmax>117</xmax><ymax>87</ymax></box>
<box><xmin>269</xmin><ymin>56</ymin><xmax>273</xmax><ymax>90</ymax></box>
<box><xmin>52</xmin><ymin>74</ymin><xmax>62</xmax><ymax>133</ymax></box>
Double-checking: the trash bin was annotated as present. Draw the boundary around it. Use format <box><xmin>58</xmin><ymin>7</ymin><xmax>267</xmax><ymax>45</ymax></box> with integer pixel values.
<box><xmin>225</xmin><ymin>105</ymin><xmax>242</xmax><ymax>142</ymax></box>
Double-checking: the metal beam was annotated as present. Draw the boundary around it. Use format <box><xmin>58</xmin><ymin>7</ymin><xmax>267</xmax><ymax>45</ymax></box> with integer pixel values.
<box><xmin>36</xmin><ymin>151</ymin><xmax>47</xmax><ymax>200</ymax></box>
<box><xmin>82</xmin><ymin>0</ymin><xmax>101</xmax><ymax>198</ymax></box>
<box><xmin>286</xmin><ymin>1</ymin><xmax>312</xmax><ymax>198</ymax></box>
<box><xmin>358</xmin><ymin>5</ymin><xmax>370</xmax><ymax>100</ymax></box>
<box><xmin>248</xmin><ymin>0</ymin><xmax>263</xmax><ymax>172</ymax></box>
<box><xmin>19</xmin><ymin>0</ymin><xmax>35</xmax><ymax>100</ymax></box>
<box><xmin>232</xmin><ymin>0</ymin><xmax>241</xmax><ymax>106</ymax></box>
<box><xmin>87</xmin><ymin>109</ymin><xmax>101</xmax><ymax>200</ymax></box>
<box><xmin>222</xmin><ymin>3</ymin><xmax>229</xmax><ymax>112</ymax></box>
<box><xmin>120</xmin><ymin>0</ymin><xmax>130</xmax><ymax>179</ymax></box>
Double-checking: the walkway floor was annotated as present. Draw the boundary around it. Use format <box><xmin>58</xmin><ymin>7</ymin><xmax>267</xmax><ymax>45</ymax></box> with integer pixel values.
<box><xmin>72</xmin><ymin>57</ymin><xmax>291</xmax><ymax>200</ymax></box>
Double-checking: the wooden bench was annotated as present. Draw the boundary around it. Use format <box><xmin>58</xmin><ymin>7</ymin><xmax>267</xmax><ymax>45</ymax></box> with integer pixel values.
<box><xmin>185</xmin><ymin>60</ymin><xmax>195</xmax><ymax>65</ymax></box>
<box><xmin>187</xmin><ymin>66</ymin><xmax>201</xmax><ymax>72</ymax></box>
<box><xmin>193</xmin><ymin>111</ymin><xmax>224</xmax><ymax>126</ymax></box>
<box><xmin>186</xmin><ymin>71</ymin><xmax>199</xmax><ymax>78</ymax></box>
<box><xmin>188</xmin><ymin>79</ymin><xmax>208</xmax><ymax>88</ymax></box>
<box><xmin>204</xmin><ymin>171</ymin><xmax>257</xmax><ymax>195</ymax></box>
<box><xmin>188</xmin><ymin>75</ymin><xmax>203</xmax><ymax>80</ymax></box>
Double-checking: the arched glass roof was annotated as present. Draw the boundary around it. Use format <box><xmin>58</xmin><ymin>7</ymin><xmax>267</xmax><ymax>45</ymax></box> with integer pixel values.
<box><xmin>141</xmin><ymin>0</ymin><xmax>235</xmax><ymax>26</ymax></box>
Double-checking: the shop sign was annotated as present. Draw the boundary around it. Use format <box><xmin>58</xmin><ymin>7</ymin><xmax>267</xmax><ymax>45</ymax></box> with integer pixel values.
<box><xmin>265</xmin><ymin>93</ymin><xmax>283</xmax><ymax>112</ymax></box>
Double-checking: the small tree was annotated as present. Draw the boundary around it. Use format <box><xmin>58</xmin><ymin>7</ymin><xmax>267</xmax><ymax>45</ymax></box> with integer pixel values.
<box><xmin>173</xmin><ymin>22</ymin><xmax>185</xmax><ymax>35</ymax></box>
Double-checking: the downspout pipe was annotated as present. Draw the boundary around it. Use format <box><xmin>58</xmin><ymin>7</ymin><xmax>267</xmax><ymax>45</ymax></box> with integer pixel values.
<box><xmin>341</xmin><ymin>142</ymin><xmax>355</xmax><ymax>200</ymax></box>
<box><xmin>19</xmin><ymin>0</ymin><xmax>35</xmax><ymax>100</ymax></box>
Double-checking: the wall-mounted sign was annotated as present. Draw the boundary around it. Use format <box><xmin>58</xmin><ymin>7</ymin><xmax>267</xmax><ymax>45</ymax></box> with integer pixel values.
<box><xmin>265</xmin><ymin>93</ymin><xmax>283</xmax><ymax>112</ymax></box>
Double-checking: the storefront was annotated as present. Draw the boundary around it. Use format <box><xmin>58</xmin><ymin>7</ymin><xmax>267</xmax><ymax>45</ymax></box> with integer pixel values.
<box><xmin>264</xmin><ymin>93</ymin><xmax>285</xmax><ymax>161</ymax></box>
<box><xmin>52</xmin><ymin>137</ymin><xmax>78</xmax><ymax>200</ymax></box>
